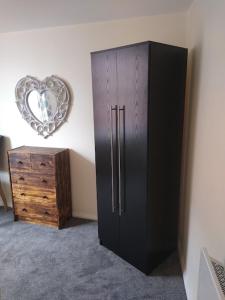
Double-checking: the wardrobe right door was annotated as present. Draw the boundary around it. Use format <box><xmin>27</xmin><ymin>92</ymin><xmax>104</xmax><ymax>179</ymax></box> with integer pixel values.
<box><xmin>116</xmin><ymin>43</ymin><xmax>150</xmax><ymax>273</ymax></box>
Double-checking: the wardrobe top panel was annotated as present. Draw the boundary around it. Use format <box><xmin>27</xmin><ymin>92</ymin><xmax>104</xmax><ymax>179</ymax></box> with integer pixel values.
<box><xmin>91</xmin><ymin>41</ymin><xmax>187</xmax><ymax>54</ymax></box>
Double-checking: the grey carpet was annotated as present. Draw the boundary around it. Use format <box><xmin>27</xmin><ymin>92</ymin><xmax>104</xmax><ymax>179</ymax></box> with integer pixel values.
<box><xmin>0</xmin><ymin>208</ymin><xmax>187</xmax><ymax>300</ymax></box>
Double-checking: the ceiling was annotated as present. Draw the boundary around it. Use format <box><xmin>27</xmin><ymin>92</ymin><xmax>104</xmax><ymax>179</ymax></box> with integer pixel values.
<box><xmin>0</xmin><ymin>0</ymin><xmax>193</xmax><ymax>33</ymax></box>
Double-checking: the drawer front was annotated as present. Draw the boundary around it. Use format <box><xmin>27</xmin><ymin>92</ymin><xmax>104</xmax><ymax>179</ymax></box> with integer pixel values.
<box><xmin>8</xmin><ymin>153</ymin><xmax>31</xmax><ymax>170</ymax></box>
<box><xmin>11</xmin><ymin>172</ymin><xmax>55</xmax><ymax>189</ymax></box>
<box><xmin>31</xmin><ymin>154</ymin><xmax>55</xmax><ymax>173</ymax></box>
<box><xmin>14</xmin><ymin>202</ymin><xmax>58</xmax><ymax>222</ymax></box>
<box><xmin>12</xmin><ymin>186</ymin><xmax>56</xmax><ymax>206</ymax></box>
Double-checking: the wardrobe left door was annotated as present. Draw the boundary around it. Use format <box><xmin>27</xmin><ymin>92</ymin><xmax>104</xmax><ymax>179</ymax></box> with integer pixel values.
<box><xmin>91</xmin><ymin>50</ymin><xmax>120</xmax><ymax>253</ymax></box>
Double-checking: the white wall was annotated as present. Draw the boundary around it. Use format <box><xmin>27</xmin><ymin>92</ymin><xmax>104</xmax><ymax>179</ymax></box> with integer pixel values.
<box><xmin>0</xmin><ymin>13</ymin><xmax>186</xmax><ymax>220</ymax></box>
<box><xmin>179</xmin><ymin>0</ymin><xmax>225</xmax><ymax>299</ymax></box>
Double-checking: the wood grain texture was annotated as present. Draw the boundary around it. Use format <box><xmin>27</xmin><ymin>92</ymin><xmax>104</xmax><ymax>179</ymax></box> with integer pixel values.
<box><xmin>91</xmin><ymin>49</ymin><xmax>120</xmax><ymax>253</ymax></box>
<box><xmin>117</xmin><ymin>44</ymin><xmax>149</xmax><ymax>272</ymax></box>
<box><xmin>8</xmin><ymin>153</ymin><xmax>31</xmax><ymax>170</ymax></box>
<box><xmin>9</xmin><ymin>146</ymin><xmax>65</xmax><ymax>154</ymax></box>
<box><xmin>11</xmin><ymin>172</ymin><xmax>56</xmax><ymax>189</ymax></box>
<box><xmin>31</xmin><ymin>154</ymin><xmax>55</xmax><ymax>173</ymax></box>
<box><xmin>12</xmin><ymin>187</ymin><xmax>56</xmax><ymax>206</ymax></box>
<box><xmin>55</xmin><ymin>149</ymin><xmax>72</xmax><ymax>228</ymax></box>
<box><xmin>8</xmin><ymin>146</ymin><xmax>72</xmax><ymax>229</ymax></box>
<box><xmin>14</xmin><ymin>202</ymin><xmax>58</xmax><ymax>219</ymax></box>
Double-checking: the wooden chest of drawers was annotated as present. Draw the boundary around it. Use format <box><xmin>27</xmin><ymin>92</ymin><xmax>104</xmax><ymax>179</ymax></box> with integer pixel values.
<box><xmin>8</xmin><ymin>146</ymin><xmax>72</xmax><ymax>229</ymax></box>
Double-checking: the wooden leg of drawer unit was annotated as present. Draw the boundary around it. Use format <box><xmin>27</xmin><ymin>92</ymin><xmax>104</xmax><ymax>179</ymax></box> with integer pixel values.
<box><xmin>0</xmin><ymin>181</ymin><xmax>7</xmax><ymax>211</ymax></box>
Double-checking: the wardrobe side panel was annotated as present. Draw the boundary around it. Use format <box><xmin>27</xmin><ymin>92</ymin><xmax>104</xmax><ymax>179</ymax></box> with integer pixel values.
<box><xmin>147</xmin><ymin>43</ymin><xmax>187</xmax><ymax>258</ymax></box>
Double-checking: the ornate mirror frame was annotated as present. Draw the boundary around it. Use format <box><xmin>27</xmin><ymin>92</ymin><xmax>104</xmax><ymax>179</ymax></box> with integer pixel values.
<box><xmin>15</xmin><ymin>75</ymin><xmax>70</xmax><ymax>138</ymax></box>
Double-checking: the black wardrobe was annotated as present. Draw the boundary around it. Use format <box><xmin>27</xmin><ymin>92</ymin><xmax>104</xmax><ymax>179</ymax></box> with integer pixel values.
<box><xmin>91</xmin><ymin>41</ymin><xmax>187</xmax><ymax>274</ymax></box>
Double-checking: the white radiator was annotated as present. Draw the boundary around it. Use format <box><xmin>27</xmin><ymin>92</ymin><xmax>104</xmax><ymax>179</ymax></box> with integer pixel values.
<box><xmin>198</xmin><ymin>248</ymin><xmax>225</xmax><ymax>300</ymax></box>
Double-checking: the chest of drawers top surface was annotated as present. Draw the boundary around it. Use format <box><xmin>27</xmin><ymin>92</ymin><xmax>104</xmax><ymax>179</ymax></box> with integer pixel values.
<box><xmin>8</xmin><ymin>146</ymin><xmax>68</xmax><ymax>172</ymax></box>
<box><xmin>8</xmin><ymin>146</ymin><xmax>72</xmax><ymax>228</ymax></box>
<box><xmin>8</xmin><ymin>146</ymin><xmax>67</xmax><ymax>155</ymax></box>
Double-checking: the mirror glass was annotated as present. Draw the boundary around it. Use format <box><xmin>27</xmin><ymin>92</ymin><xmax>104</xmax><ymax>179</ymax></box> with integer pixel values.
<box><xmin>28</xmin><ymin>90</ymin><xmax>57</xmax><ymax>123</ymax></box>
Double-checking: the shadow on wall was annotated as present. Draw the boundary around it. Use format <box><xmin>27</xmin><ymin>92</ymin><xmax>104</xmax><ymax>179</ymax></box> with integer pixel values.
<box><xmin>0</xmin><ymin>136</ymin><xmax>12</xmax><ymax>206</ymax></box>
<box><xmin>179</xmin><ymin>42</ymin><xmax>203</xmax><ymax>272</ymax></box>
<box><xmin>69</xmin><ymin>150</ymin><xmax>97</xmax><ymax>220</ymax></box>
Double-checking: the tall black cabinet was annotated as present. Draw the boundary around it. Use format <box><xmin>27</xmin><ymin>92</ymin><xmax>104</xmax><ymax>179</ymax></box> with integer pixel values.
<box><xmin>91</xmin><ymin>41</ymin><xmax>187</xmax><ymax>274</ymax></box>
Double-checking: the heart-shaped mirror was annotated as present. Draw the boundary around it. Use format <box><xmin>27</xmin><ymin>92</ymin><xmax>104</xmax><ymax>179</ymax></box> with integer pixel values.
<box><xmin>15</xmin><ymin>75</ymin><xmax>70</xmax><ymax>138</ymax></box>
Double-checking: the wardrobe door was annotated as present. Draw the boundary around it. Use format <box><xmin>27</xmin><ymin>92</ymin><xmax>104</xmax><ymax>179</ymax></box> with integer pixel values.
<box><xmin>117</xmin><ymin>44</ymin><xmax>150</xmax><ymax>272</ymax></box>
<box><xmin>91</xmin><ymin>50</ymin><xmax>119</xmax><ymax>252</ymax></box>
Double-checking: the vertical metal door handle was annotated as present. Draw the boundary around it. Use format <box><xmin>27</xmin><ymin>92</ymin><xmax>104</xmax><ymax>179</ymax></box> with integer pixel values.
<box><xmin>118</xmin><ymin>105</ymin><xmax>125</xmax><ymax>216</ymax></box>
<box><xmin>118</xmin><ymin>106</ymin><xmax>125</xmax><ymax>216</ymax></box>
<box><xmin>110</xmin><ymin>105</ymin><xmax>117</xmax><ymax>213</ymax></box>
<box><xmin>118</xmin><ymin>107</ymin><xmax>121</xmax><ymax>216</ymax></box>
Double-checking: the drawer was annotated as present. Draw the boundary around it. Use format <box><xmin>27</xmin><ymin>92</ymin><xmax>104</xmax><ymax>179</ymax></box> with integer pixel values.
<box><xmin>8</xmin><ymin>153</ymin><xmax>31</xmax><ymax>170</ymax></box>
<box><xmin>11</xmin><ymin>172</ymin><xmax>55</xmax><ymax>189</ymax></box>
<box><xmin>14</xmin><ymin>202</ymin><xmax>58</xmax><ymax>222</ymax></box>
<box><xmin>31</xmin><ymin>154</ymin><xmax>55</xmax><ymax>173</ymax></box>
<box><xmin>12</xmin><ymin>187</ymin><xmax>56</xmax><ymax>206</ymax></box>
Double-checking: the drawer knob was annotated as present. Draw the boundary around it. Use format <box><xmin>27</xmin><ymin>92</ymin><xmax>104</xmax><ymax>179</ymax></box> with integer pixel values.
<box><xmin>17</xmin><ymin>161</ymin><xmax>23</xmax><ymax>165</ymax></box>
<box><xmin>43</xmin><ymin>195</ymin><xmax>49</xmax><ymax>199</ymax></box>
<box><xmin>20</xmin><ymin>193</ymin><xmax>26</xmax><ymax>196</ymax></box>
<box><xmin>40</xmin><ymin>162</ymin><xmax>46</xmax><ymax>167</ymax></box>
<box><xmin>41</xmin><ymin>179</ymin><xmax>47</xmax><ymax>183</ymax></box>
<box><xmin>22</xmin><ymin>208</ymin><xmax>27</xmax><ymax>212</ymax></box>
<box><xmin>44</xmin><ymin>211</ymin><xmax>50</xmax><ymax>215</ymax></box>
<box><xmin>19</xmin><ymin>177</ymin><xmax>25</xmax><ymax>181</ymax></box>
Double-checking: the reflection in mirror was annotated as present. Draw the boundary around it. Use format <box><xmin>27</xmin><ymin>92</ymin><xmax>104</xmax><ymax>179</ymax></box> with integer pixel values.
<box><xmin>40</xmin><ymin>90</ymin><xmax>57</xmax><ymax>122</ymax></box>
<box><xmin>28</xmin><ymin>90</ymin><xmax>42</xmax><ymax>122</ymax></box>
<box><xmin>28</xmin><ymin>90</ymin><xmax>57</xmax><ymax>123</ymax></box>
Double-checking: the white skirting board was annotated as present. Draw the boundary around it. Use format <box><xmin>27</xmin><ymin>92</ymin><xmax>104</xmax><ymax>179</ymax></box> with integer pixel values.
<box><xmin>198</xmin><ymin>248</ymin><xmax>225</xmax><ymax>300</ymax></box>
<box><xmin>73</xmin><ymin>211</ymin><xmax>97</xmax><ymax>221</ymax></box>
